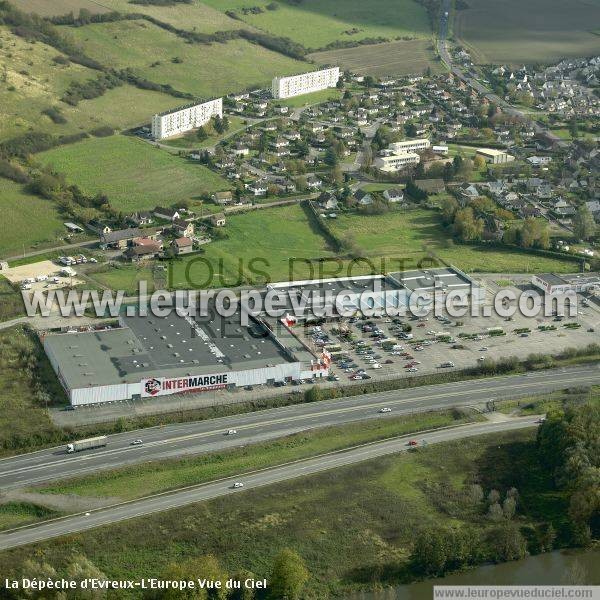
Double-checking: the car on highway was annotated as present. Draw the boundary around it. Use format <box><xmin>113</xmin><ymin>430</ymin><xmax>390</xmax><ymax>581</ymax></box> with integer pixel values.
<box><xmin>130</xmin><ymin>439</ymin><xmax>143</xmax><ymax>445</ymax></box>
<box><xmin>232</xmin><ymin>482</ymin><xmax>244</xmax><ymax>488</ymax></box>
<box><xmin>226</xmin><ymin>429</ymin><xmax>237</xmax><ymax>435</ymax></box>
<box><xmin>379</xmin><ymin>407</ymin><xmax>392</xmax><ymax>413</ymax></box>
<box><xmin>407</xmin><ymin>439</ymin><xmax>418</xmax><ymax>446</ymax></box>
<box><xmin>408</xmin><ymin>367</ymin><xmax>418</xmax><ymax>372</ymax></box>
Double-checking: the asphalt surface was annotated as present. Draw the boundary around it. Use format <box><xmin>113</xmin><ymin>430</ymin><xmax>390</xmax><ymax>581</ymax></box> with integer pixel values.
<box><xmin>1</xmin><ymin>366</ymin><xmax>598</xmax><ymax>490</ymax></box>
<box><xmin>0</xmin><ymin>417</ymin><xmax>538</xmax><ymax>550</ymax></box>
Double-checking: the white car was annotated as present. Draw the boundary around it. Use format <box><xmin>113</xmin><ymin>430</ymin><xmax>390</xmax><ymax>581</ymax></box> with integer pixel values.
<box><xmin>232</xmin><ymin>482</ymin><xmax>244</xmax><ymax>488</ymax></box>
<box><xmin>478</xmin><ymin>356</ymin><xmax>486</xmax><ymax>361</ymax></box>
<box><xmin>131</xmin><ymin>439</ymin><xmax>143</xmax><ymax>445</ymax></box>
<box><xmin>379</xmin><ymin>407</ymin><xmax>392</xmax><ymax>413</ymax></box>
<box><xmin>371</xmin><ymin>363</ymin><xmax>382</xmax><ymax>369</ymax></box>
<box><xmin>408</xmin><ymin>367</ymin><xmax>418</xmax><ymax>372</ymax></box>
<box><xmin>226</xmin><ymin>429</ymin><xmax>237</xmax><ymax>435</ymax></box>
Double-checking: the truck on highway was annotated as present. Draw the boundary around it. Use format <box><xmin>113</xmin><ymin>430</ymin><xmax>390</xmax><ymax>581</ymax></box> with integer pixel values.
<box><xmin>66</xmin><ymin>436</ymin><xmax>107</xmax><ymax>453</ymax></box>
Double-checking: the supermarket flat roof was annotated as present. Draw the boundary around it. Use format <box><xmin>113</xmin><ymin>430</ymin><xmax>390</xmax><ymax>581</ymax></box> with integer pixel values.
<box><xmin>387</xmin><ymin>267</ymin><xmax>476</xmax><ymax>292</ymax></box>
<box><xmin>45</xmin><ymin>307</ymin><xmax>299</xmax><ymax>390</ymax></box>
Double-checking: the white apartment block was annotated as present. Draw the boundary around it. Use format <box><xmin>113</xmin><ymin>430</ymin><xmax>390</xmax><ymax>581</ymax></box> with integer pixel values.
<box><xmin>389</xmin><ymin>139</ymin><xmax>431</xmax><ymax>154</ymax></box>
<box><xmin>151</xmin><ymin>98</ymin><xmax>223</xmax><ymax>140</ymax></box>
<box><xmin>272</xmin><ymin>67</ymin><xmax>340</xmax><ymax>99</ymax></box>
<box><xmin>374</xmin><ymin>152</ymin><xmax>420</xmax><ymax>172</ymax></box>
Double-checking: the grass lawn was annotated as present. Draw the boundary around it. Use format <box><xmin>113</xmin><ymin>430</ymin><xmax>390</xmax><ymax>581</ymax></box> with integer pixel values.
<box><xmin>310</xmin><ymin>39</ymin><xmax>445</xmax><ymax>78</ymax></box>
<box><xmin>86</xmin><ymin>263</ymin><xmax>158</xmax><ymax>296</ymax></box>
<box><xmin>167</xmin><ymin>204</ymin><xmax>340</xmax><ymax>289</ymax></box>
<box><xmin>38</xmin><ymin>135</ymin><xmax>230</xmax><ymax>212</ymax></box>
<box><xmin>0</xmin><ymin>327</ymin><xmax>67</xmax><ymax>454</ymax></box>
<box><xmin>454</xmin><ymin>0</ymin><xmax>600</xmax><ymax>64</ymax></box>
<box><xmin>0</xmin><ymin>502</ymin><xmax>60</xmax><ymax>531</ymax></box>
<box><xmin>201</xmin><ymin>0</ymin><xmax>431</xmax><ymax>50</ymax></box>
<box><xmin>277</xmin><ymin>88</ymin><xmax>344</xmax><ymax>108</ymax></box>
<box><xmin>1</xmin><ymin>428</ymin><xmax>566</xmax><ymax>597</ymax></box>
<box><xmin>329</xmin><ymin>208</ymin><xmax>576</xmax><ymax>273</ymax></box>
<box><xmin>62</xmin><ymin>20</ymin><xmax>306</xmax><ymax>98</ymax></box>
<box><xmin>163</xmin><ymin>116</ymin><xmax>249</xmax><ymax>149</ymax></box>
<box><xmin>0</xmin><ymin>180</ymin><xmax>66</xmax><ymax>258</ymax></box>
<box><xmin>37</xmin><ymin>410</ymin><xmax>475</xmax><ymax>500</ymax></box>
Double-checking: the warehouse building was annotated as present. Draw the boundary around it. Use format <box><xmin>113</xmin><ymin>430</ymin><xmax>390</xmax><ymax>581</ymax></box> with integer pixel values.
<box><xmin>151</xmin><ymin>98</ymin><xmax>223</xmax><ymax>140</ymax></box>
<box><xmin>475</xmin><ymin>148</ymin><xmax>515</xmax><ymax>164</ymax></box>
<box><xmin>44</xmin><ymin>307</ymin><xmax>326</xmax><ymax>406</ymax></box>
<box><xmin>272</xmin><ymin>67</ymin><xmax>340</xmax><ymax>99</ymax></box>
<box><xmin>532</xmin><ymin>273</ymin><xmax>600</xmax><ymax>295</ymax></box>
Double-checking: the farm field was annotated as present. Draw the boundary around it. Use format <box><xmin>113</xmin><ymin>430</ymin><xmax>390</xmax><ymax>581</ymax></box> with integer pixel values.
<box><xmin>0</xmin><ymin>181</ymin><xmax>66</xmax><ymax>258</ymax></box>
<box><xmin>329</xmin><ymin>209</ymin><xmax>576</xmax><ymax>273</ymax></box>
<box><xmin>200</xmin><ymin>0</ymin><xmax>431</xmax><ymax>50</ymax></box>
<box><xmin>454</xmin><ymin>0</ymin><xmax>600</xmax><ymax>64</ymax></box>
<box><xmin>38</xmin><ymin>135</ymin><xmax>230</xmax><ymax>212</ymax></box>
<box><xmin>84</xmin><ymin>0</ymin><xmax>242</xmax><ymax>33</ymax></box>
<box><xmin>8</xmin><ymin>0</ymin><xmax>109</xmax><ymax>16</ymax></box>
<box><xmin>310</xmin><ymin>39</ymin><xmax>445</xmax><ymax>78</ymax></box>
<box><xmin>62</xmin><ymin>20</ymin><xmax>306</xmax><ymax>98</ymax></box>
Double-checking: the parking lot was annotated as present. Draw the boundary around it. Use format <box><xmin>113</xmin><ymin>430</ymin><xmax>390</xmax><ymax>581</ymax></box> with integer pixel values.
<box><xmin>298</xmin><ymin>288</ymin><xmax>600</xmax><ymax>383</ymax></box>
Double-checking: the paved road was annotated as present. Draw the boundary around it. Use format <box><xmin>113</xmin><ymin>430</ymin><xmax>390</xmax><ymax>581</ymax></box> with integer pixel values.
<box><xmin>2</xmin><ymin>239</ymin><xmax>98</xmax><ymax>263</ymax></box>
<box><xmin>1</xmin><ymin>366</ymin><xmax>597</xmax><ymax>491</ymax></box>
<box><xmin>0</xmin><ymin>417</ymin><xmax>539</xmax><ymax>550</ymax></box>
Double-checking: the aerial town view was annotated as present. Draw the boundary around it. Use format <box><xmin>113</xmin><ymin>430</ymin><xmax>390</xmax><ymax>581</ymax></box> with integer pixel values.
<box><xmin>0</xmin><ymin>0</ymin><xmax>598</xmax><ymax>597</ymax></box>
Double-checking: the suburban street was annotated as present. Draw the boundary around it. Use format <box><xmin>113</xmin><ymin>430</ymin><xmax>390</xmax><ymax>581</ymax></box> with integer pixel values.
<box><xmin>0</xmin><ymin>365</ymin><xmax>597</xmax><ymax>491</ymax></box>
<box><xmin>0</xmin><ymin>417</ymin><xmax>539</xmax><ymax>550</ymax></box>
<box><xmin>436</xmin><ymin>0</ymin><xmax>566</xmax><ymax>148</ymax></box>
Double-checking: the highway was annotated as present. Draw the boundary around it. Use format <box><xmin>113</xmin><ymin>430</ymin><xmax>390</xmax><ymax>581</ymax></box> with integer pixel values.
<box><xmin>0</xmin><ymin>366</ymin><xmax>598</xmax><ymax>490</ymax></box>
<box><xmin>0</xmin><ymin>417</ymin><xmax>538</xmax><ymax>550</ymax></box>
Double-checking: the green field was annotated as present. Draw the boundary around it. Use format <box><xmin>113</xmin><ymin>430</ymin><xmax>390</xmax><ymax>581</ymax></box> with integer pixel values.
<box><xmin>0</xmin><ymin>327</ymin><xmax>66</xmax><ymax>454</ymax></box>
<box><xmin>201</xmin><ymin>0</ymin><xmax>431</xmax><ymax>50</ymax></box>
<box><xmin>8</xmin><ymin>0</ymin><xmax>109</xmax><ymax>16</ymax></box>
<box><xmin>278</xmin><ymin>87</ymin><xmax>344</xmax><ymax>108</ymax></box>
<box><xmin>329</xmin><ymin>208</ymin><xmax>576</xmax><ymax>273</ymax></box>
<box><xmin>81</xmin><ymin>0</ymin><xmax>242</xmax><ymax>33</ymax></box>
<box><xmin>0</xmin><ymin>180</ymin><xmax>66</xmax><ymax>258</ymax></box>
<box><xmin>454</xmin><ymin>0</ymin><xmax>600</xmax><ymax>64</ymax></box>
<box><xmin>0</xmin><ymin>26</ymin><xmax>192</xmax><ymax>140</ymax></box>
<box><xmin>169</xmin><ymin>204</ymin><xmax>339</xmax><ymax>288</ymax></box>
<box><xmin>310</xmin><ymin>39</ymin><xmax>444</xmax><ymax>77</ymax></box>
<box><xmin>163</xmin><ymin>115</ymin><xmax>248</xmax><ymax>149</ymax></box>
<box><xmin>0</xmin><ymin>502</ymin><xmax>59</xmax><ymax>531</ymax></box>
<box><xmin>38</xmin><ymin>135</ymin><xmax>230</xmax><ymax>212</ymax></box>
<box><xmin>1</xmin><ymin>428</ymin><xmax>561</xmax><ymax>597</ymax></box>
<box><xmin>0</xmin><ymin>277</ymin><xmax>24</xmax><ymax>322</ymax></box>
<box><xmin>63</xmin><ymin>20</ymin><xmax>306</xmax><ymax>98</ymax></box>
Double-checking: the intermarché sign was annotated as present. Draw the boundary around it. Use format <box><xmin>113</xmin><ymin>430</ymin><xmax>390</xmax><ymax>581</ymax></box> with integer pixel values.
<box><xmin>142</xmin><ymin>374</ymin><xmax>229</xmax><ymax>397</ymax></box>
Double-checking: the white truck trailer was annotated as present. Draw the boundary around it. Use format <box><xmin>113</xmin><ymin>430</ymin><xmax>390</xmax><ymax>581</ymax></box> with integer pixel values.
<box><xmin>66</xmin><ymin>436</ymin><xmax>107</xmax><ymax>453</ymax></box>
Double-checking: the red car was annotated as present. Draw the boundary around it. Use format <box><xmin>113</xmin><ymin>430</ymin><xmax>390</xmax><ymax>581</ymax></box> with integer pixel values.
<box><xmin>407</xmin><ymin>440</ymin><xmax>418</xmax><ymax>446</ymax></box>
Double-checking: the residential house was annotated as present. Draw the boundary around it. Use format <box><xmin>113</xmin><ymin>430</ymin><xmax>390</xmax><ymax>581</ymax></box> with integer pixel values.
<box><xmin>317</xmin><ymin>191</ymin><xmax>338</xmax><ymax>210</ymax></box>
<box><xmin>153</xmin><ymin>207</ymin><xmax>181</xmax><ymax>222</ymax></box>
<box><xmin>125</xmin><ymin>245</ymin><xmax>161</xmax><ymax>263</ymax></box>
<box><xmin>248</xmin><ymin>179</ymin><xmax>268</xmax><ymax>196</ymax></box>
<box><xmin>101</xmin><ymin>228</ymin><xmax>150</xmax><ymax>250</ymax></box>
<box><xmin>212</xmin><ymin>191</ymin><xmax>234</xmax><ymax>206</ymax></box>
<box><xmin>354</xmin><ymin>189</ymin><xmax>373</xmax><ymax>205</ymax></box>
<box><xmin>172</xmin><ymin>219</ymin><xmax>195</xmax><ymax>238</ymax></box>
<box><xmin>88</xmin><ymin>220</ymin><xmax>112</xmax><ymax>235</ymax></box>
<box><xmin>129</xmin><ymin>211</ymin><xmax>153</xmax><ymax>226</ymax></box>
<box><xmin>172</xmin><ymin>237</ymin><xmax>194</xmax><ymax>256</ymax></box>
<box><xmin>211</xmin><ymin>213</ymin><xmax>226</xmax><ymax>227</ymax></box>
<box><xmin>306</xmin><ymin>175</ymin><xmax>323</xmax><ymax>190</ymax></box>
<box><xmin>383</xmin><ymin>188</ymin><xmax>405</xmax><ymax>203</ymax></box>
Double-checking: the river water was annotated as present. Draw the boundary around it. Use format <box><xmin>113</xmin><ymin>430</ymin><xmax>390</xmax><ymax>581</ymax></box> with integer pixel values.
<box><xmin>347</xmin><ymin>549</ymin><xmax>600</xmax><ymax>600</ymax></box>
